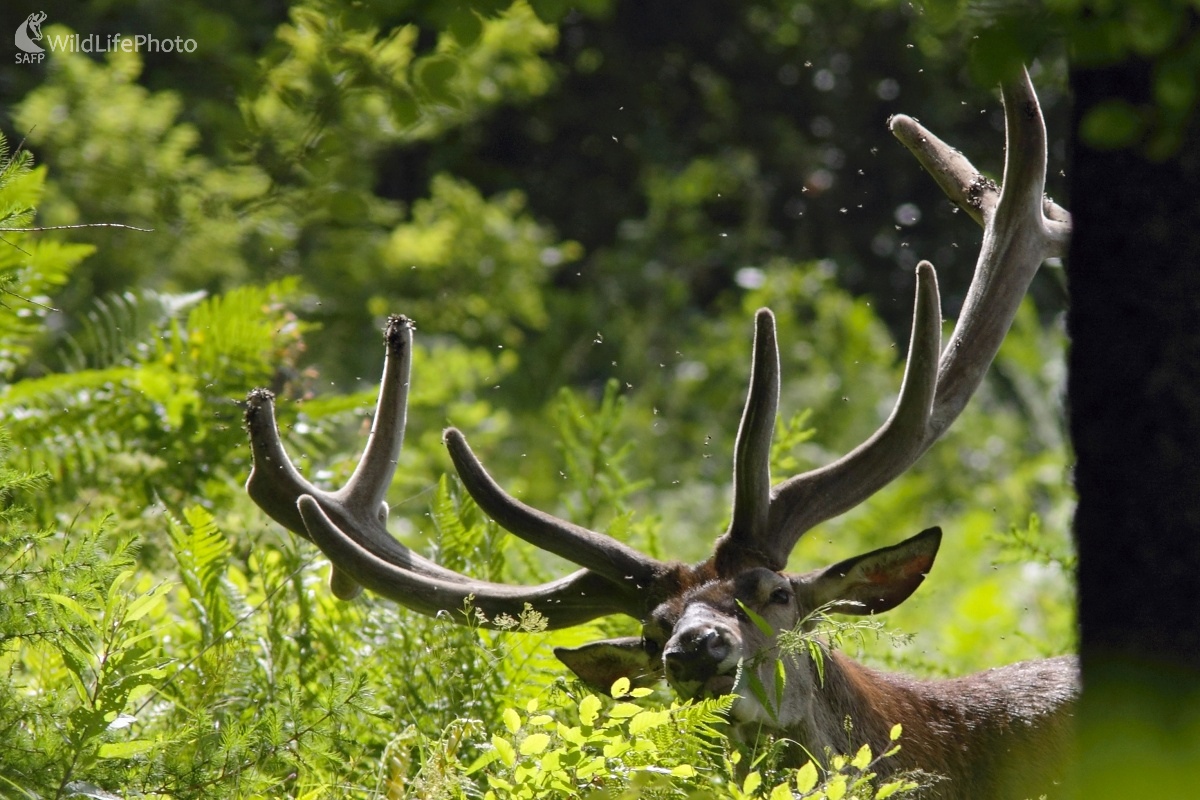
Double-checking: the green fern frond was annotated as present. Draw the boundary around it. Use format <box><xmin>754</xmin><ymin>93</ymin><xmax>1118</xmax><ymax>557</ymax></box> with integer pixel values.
<box><xmin>167</xmin><ymin>505</ymin><xmax>240</xmax><ymax>642</ymax></box>
<box><xmin>0</xmin><ymin>135</ymin><xmax>35</xmax><ymax>232</ymax></box>
<box><xmin>57</xmin><ymin>289</ymin><xmax>205</xmax><ymax>371</ymax></box>
<box><xmin>0</xmin><ymin>132</ymin><xmax>94</xmax><ymax>378</ymax></box>
<box><xmin>168</xmin><ymin>278</ymin><xmax>306</xmax><ymax>381</ymax></box>
<box><xmin>0</xmin><ymin>279</ymin><xmax>306</xmax><ymax>517</ymax></box>
<box><xmin>432</xmin><ymin>474</ymin><xmax>490</xmax><ymax>574</ymax></box>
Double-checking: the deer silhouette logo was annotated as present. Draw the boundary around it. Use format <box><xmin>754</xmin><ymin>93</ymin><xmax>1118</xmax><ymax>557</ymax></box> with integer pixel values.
<box><xmin>15</xmin><ymin>11</ymin><xmax>47</xmax><ymax>54</ymax></box>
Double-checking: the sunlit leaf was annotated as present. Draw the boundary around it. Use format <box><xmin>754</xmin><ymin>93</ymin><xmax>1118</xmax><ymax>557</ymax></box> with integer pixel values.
<box><xmin>519</xmin><ymin>733</ymin><xmax>550</xmax><ymax>756</ymax></box>
<box><xmin>796</xmin><ymin>760</ymin><xmax>819</xmax><ymax>793</ymax></box>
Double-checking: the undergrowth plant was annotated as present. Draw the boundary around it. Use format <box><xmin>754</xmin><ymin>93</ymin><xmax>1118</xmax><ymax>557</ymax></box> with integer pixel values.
<box><xmin>457</xmin><ymin>675</ymin><xmax>923</xmax><ymax>800</ymax></box>
<box><xmin>0</xmin><ymin>123</ymin><xmax>1073</xmax><ymax>797</ymax></box>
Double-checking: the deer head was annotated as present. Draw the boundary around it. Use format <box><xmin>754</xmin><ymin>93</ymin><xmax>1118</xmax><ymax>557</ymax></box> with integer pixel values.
<box><xmin>245</xmin><ymin>68</ymin><xmax>1073</xmax><ymax>792</ymax></box>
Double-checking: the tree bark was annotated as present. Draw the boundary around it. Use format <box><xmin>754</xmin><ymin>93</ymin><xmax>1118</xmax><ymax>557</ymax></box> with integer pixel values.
<box><xmin>1069</xmin><ymin>49</ymin><xmax>1200</xmax><ymax>797</ymax></box>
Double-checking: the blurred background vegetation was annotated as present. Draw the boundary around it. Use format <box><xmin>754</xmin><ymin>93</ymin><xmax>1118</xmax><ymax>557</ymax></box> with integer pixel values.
<box><xmin>0</xmin><ymin>0</ymin><xmax>1084</xmax><ymax>797</ymax></box>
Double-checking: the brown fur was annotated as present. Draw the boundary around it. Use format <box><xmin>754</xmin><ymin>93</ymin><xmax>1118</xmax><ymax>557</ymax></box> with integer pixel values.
<box><xmin>824</xmin><ymin>653</ymin><xmax>1078</xmax><ymax>798</ymax></box>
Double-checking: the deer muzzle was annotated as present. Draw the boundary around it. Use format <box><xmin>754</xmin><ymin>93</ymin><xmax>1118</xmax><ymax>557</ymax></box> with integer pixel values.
<box><xmin>662</xmin><ymin>605</ymin><xmax>741</xmax><ymax>698</ymax></box>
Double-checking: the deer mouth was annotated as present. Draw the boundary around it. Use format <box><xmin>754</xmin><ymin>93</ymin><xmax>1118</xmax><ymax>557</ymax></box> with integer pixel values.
<box><xmin>705</xmin><ymin>673</ymin><xmax>737</xmax><ymax>696</ymax></box>
<box><xmin>668</xmin><ymin>671</ymin><xmax>738</xmax><ymax>701</ymax></box>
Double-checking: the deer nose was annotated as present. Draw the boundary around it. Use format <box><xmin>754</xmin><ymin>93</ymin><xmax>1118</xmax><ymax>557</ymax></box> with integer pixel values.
<box><xmin>664</xmin><ymin>627</ymin><xmax>733</xmax><ymax>685</ymax></box>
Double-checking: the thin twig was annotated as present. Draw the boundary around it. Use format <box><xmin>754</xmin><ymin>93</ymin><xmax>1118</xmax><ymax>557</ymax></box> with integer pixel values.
<box><xmin>1</xmin><ymin>223</ymin><xmax>154</xmax><ymax>233</ymax></box>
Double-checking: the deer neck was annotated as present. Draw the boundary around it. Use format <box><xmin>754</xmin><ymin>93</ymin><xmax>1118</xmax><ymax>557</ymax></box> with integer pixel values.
<box><xmin>795</xmin><ymin>651</ymin><xmax>910</xmax><ymax>758</ymax></box>
<box><xmin>784</xmin><ymin>651</ymin><xmax>1079</xmax><ymax>797</ymax></box>
<box><xmin>763</xmin><ymin>649</ymin><xmax>954</xmax><ymax>778</ymax></box>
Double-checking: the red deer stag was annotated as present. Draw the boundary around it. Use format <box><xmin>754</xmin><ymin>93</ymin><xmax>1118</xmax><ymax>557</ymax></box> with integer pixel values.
<box><xmin>245</xmin><ymin>69</ymin><xmax>1076</xmax><ymax>799</ymax></box>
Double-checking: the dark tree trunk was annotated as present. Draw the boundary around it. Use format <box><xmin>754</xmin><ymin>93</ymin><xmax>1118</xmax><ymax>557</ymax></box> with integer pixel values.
<box><xmin>1069</xmin><ymin>49</ymin><xmax>1200</xmax><ymax>797</ymax></box>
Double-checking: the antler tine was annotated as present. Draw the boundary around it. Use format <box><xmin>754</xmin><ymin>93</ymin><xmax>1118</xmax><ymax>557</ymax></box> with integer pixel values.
<box><xmin>714</xmin><ymin>309</ymin><xmax>781</xmax><ymax>573</ymax></box>
<box><xmin>245</xmin><ymin>387</ymin><xmax>364</xmax><ymax>599</ymax></box>
<box><xmin>245</xmin><ymin>386</ymin><xmax>323</xmax><ymax>540</ymax></box>
<box><xmin>762</xmin><ymin>264</ymin><xmax>942</xmax><ymax>562</ymax></box>
<box><xmin>339</xmin><ymin>315</ymin><xmax>413</xmax><ymax>510</ymax></box>
<box><xmin>246</xmin><ymin>315</ymin><xmax>649</xmax><ymax>623</ymax></box>
<box><xmin>444</xmin><ymin>429</ymin><xmax>666</xmax><ymax>591</ymax></box>
<box><xmin>887</xmin><ymin>70</ymin><xmax>1068</xmax><ymax>246</ymax></box>
<box><xmin>926</xmin><ymin>67</ymin><xmax>1066</xmax><ymax>433</ymax></box>
<box><xmin>246</xmin><ymin>315</ymin><xmax>420</xmax><ymax>599</ymax></box>
<box><xmin>246</xmin><ymin>386</ymin><xmax>481</xmax><ymax>599</ymax></box>
<box><xmin>756</xmin><ymin>67</ymin><xmax>1067</xmax><ymax>559</ymax></box>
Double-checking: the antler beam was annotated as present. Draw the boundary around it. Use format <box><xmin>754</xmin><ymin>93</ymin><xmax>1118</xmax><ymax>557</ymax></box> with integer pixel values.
<box><xmin>244</xmin><ymin>315</ymin><xmax>657</xmax><ymax>628</ymax></box>
<box><xmin>715</xmin><ymin>68</ymin><xmax>1070</xmax><ymax>570</ymax></box>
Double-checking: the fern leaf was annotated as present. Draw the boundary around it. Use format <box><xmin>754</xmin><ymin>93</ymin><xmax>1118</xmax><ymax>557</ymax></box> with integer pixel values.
<box><xmin>168</xmin><ymin>505</ymin><xmax>238</xmax><ymax>642</ymax></box>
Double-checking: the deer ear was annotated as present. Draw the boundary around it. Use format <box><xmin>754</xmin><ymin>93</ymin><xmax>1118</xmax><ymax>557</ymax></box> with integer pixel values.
<box><xmin>799</xmin><ymin>526</ymin><xmax>941</xmax><ymax>615</ymax></box>
<box><xmin>554</xmin><ymin>637</ymin><xmax>661</xmax><ymax>694</ymax></box>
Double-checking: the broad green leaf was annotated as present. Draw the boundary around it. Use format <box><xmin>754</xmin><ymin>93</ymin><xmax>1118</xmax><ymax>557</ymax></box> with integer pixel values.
<box><xmin>125</xmin><ymin>581</ymin><xmax>170</xmax><ymax>623</ymax></box>
<box><xmin>602</xmin><ymin>738</ymin><xmax>629</xmax><ymax>758</ymax></box>
<box><xmin>774</xmin><ymin>658</ymin><xmax>787</xmax><ymax>708</ymax></box>
<box><xmin>558</xmin><ymin>723</ymin><xmax>585</xmax><ymax>746</ymax></box>
<box><xmin>610</xmin><ymin>676</ymin><xmax>631</xmax><ymax>697</ymax></box>
<box><xmin>415</xmin><ymin>55</ymin><xmax>461</xmax><ymax>104</ymax></box>
<box><xmin>795</xmin><ymin>760</ymin><xmax>818</xmax><ymax>793</ymax></box>
<box><xmin>529</xmin><ymin>0</ymin><xmax>569</xmax><ymax>23</ymax></box>
<box><xmin>448</xmin><ymin>7</ymin><xmax>483</xmax><ymax>46</ymax></box>
<box><xmin>519</xmin><ymin>733</ymin><xmax>550</xmax><ymax>756</ymax></box>
<box><xmin>628</xmin><ymin>709</ymin><xmax>670</xmax><ymax>735</ymax></box>
<box><xmin>98</xmin><ymin>739</ymin><xmax>156</xmax><ymax>759</ymax></box>
<box><xmin>851</xmin><ymin>743</ymin><xmax>872</xmax><ymax>771</ymax></box>
<box><xmin>608</xmin><ymin>701</ymin><xmax>643</xmax><ymax>718</ymax></box>
<box><xmin>502</xmin><ymin>707</ymin><xmax>521</xmax><ymax>734</ymax></box>
<box><xmin>876</xmin><ymin>782</ymin><xmax>903</xmax><ymax>799</ymax></box>
<box><xmin>540</xmin><ymin>748</ymin><xmax>561</xmax><ymax>772</ymax></box>
<box><xmin>808</xmin><ymin>640</ymin><xmax>826</xmax><ymax>687</ymax></box>
<box><xmin>491</xmin><ymin>734</ymin><xmax>516</xmax><ymax>767</ymax></box>
<box><xmin>578</xmin><ymin>694</ymin><xmax>601</xmax><ymax>726</ymax></box>
<box><xmin>889</xmin><ymin>723</ymin><xmax>903</xmax><ymax>741</ymax></box>
<box><xmin>576</xmin><ymin>755</ymin><xmax>606</xmax><ymax>779</ymax></box>
<box><xmin>744</xmin><ymin>668</ymin><xmax>779</xmax><ymax>724</ymax></box>
<box><xmin>40</xmin><ymin>593</ymin><xmax>100</xmax><ymax>635</ymax></box>
<box><xmin>737</xmin><ymin>599</ymin><xmax>775</xmax><ymax>637</ymax></box>
<box><xmin>486</xmin><ymin>775</ymin><xmax>513</xmax><ymax>792</ymax></box>
<box><xmin>769</xmin><ymin>782</ymin><xmax>794</xmax><ymax>800</ymax></box>
<box><xmin>742</xmin><ymin>771</ymin><xmax>762</xmax><ymax>795</ymax></box>
<box><xmin>465</xmin><ymin>750</ymin><xmax>499</xmax><ymax>775</ymax></box>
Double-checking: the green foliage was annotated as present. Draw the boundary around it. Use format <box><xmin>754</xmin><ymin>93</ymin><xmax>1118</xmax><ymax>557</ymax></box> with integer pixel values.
<box><xmin>0</xmin><ymin>4</ymin><xmax>1082</xmax><ymax>797</ymax></box>
<box><xmin>911</xmin><ymin>0</ymin><xmax>1200</xmax><ymax>157</ymax></box>
<box><xmin>0</xmin><ymin>134</ymin><xmax>95</xmax><ymax>377</ymax></box>
<box><xmin>1065</xmin><ymin>0</ymin><xmax>1200</xmax><ymax>158</ymax></box>
<box><xmin>461</xmin><ymin>679</ymin><xmax>924</xmax><ymax>800</ymax></box>
<box><xmin>0</xmin><ymin>280</ymin><xmax>309</xmax><ymax>519</ymax></box>
<box><xmin>465</xmin><ymin>680</ymin><xmax>728</xmax><ymax>798</ymax></box>
<box><xmin>12</xmin><ymin>3</ymin><xmax>572</xmax><ymax>384</ymax></box>
<box><xmin>553</xmin><ymin>378</ymin><xmax>653</xmax><ymax>529</ymax></box>
<box><xmin>0</xmin><ymin>493</ymin><xmax>377</xmax><ymax>797</ymax></box>
<box><xmin>372</xmin><ymin>173</ymin><xmax>579</xmax><ymax>346</ymax></box>
<box><xmin>0</xmin><ymin>432</ymin><xmax>164</xmax><ymax>795</ymax></box>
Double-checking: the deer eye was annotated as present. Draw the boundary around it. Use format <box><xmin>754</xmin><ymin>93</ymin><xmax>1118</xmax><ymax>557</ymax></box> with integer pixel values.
<box><xmin>768</xmin><ymin>587</ymin><xmax>791</xmax><ymax>605</ymax></box>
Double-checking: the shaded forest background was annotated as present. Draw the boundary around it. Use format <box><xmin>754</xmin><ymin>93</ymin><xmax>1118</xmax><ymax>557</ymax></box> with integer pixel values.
<box><xmin>2</xmin><ymin>0</ymin><xmax>1189</xmax><ymax>797</ymax></box>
